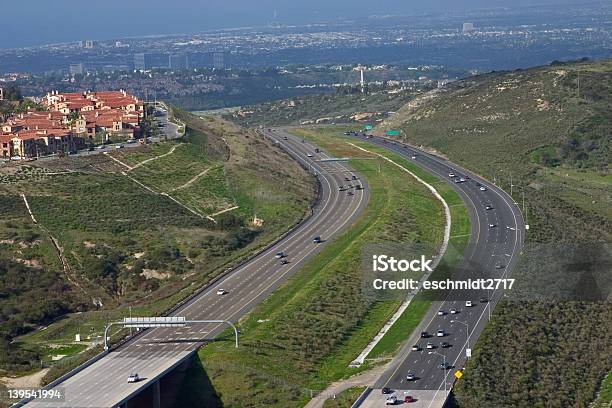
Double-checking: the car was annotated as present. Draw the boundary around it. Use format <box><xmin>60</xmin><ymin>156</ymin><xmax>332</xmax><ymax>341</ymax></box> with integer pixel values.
<box><xmin>459</xmin><ymin>178</ymin><xmax>466</xmax><ymax>182</ymax></box>
<box><xmin>283</xmin><ymin>136</ymin><xmax>288</xmax><ymax>140</ymax></box>
<box><xmin>338</xmin><ymin>186</ymin><xmax>345</xmax><ymax>191</ymax></box>
<box><xmin>127</xmin><ymin>373</ymin><xmax>140</xmax><ymax>383</ymax></box>
<box><xmin>480</xmin><ymin>186</ymin><xmax>487</xmax><ymax>191</ymax></box>
<box><xmin>436</xmin><ymin>329</ymin><xmax>445</xmax><ymax>337</ymax></box>
<box><xmin>411</xmin><ymin>155</ymin><xmax>417</xmax><ymax>159</ymax></box>
<box><xmin>454</xmin><ymin>179</ymin><xmax>462</xmax><ymax>183</ymax></box>
<box><xmin>115</xmin><ymin>144</ymin><xmax>124</xmax><ymax>149</ymax></box>
<box><xmin>440</xmin><ymin>341</ymin><xmax>450</xmax><ymax>348</ymax></box>
<box><xmin>465</xmin><ymin>300</ymin><xmax>473</xmax><ymax>307</ymax></box>
<box><xmin>404</xmin><ymin>395</ymin><xmax>414</xmax><ymax>403</ymax></box>
<box><xmin>352</xmin><ymin>175</ymin><xmax>357</xmax><ymax>180</ymax></box>
<box><xmin>355</xmin><ymin>185</ymin><xmax>363</xmax><ymax>190</ymax></box>
<box><xmin>439</xmin><ymin>362</ymin><xmax>449</xmax><ymax>370</ymax></box>
<box><xmin>495</xmin><ymin>263</ymin><xmax>505</xmax><ymax>269</ymax></box>
<box><xmin>426</xmin><ymin>342</ymin><xmax>435</xmax><ymax>349</ymax></box>
<box><xmin>406</xmin><ymin>373</ymin><xmax>416</xmax><ymax>381</ymax></box>
<box><xmin>411</xmin><ymin>344</ymin><xmax>420</xmax><ymax>351</ymax></box>
<box><xmin>347</xmin><ymin>191</ymin><xmax>354</xmax><ymax>196</ymax></box>
<box><xmin>480</xmin><ymin>297</ymin><xmax>489</xmax><ymax>303</ymax></box>
<box><xmin>96</xmin><ymin>145</ymin><xmax>106</xmax><ymax>150</ymax></box>
<box><xmin>420</xmin><ymin>331</ymin><xmax>429</xmax><ymax>338</ymax></box>
<box><xmin>386</xmin><ymin>395</ymin><xmax>397</xmax><ymax>405</ymax></box>
<box><xmin>313</xmin><ymin>236</ymin><xmax>322</xmax><ymax>244</ymax></box>
<box><xmin>381</xmin><ymin>387</ymin><xmax>392</xmax><ymax>394</ymax></box>
<box><xmin>275</xmin><ymin>252</ymin><xmax>284</xmax><ymax>259</ymax></box>
<box><xmin>216</xmin><ymin>288</ymin><xmax>227</xmax><ymax>296</ymax></box>
<box><xmin>127</xmin><ymin>139</ymin><xmax>136</xmax><ymax>144</ymax></box>
<box><xmin>437</xmin><ymin>310</ymin><xmax>445</xmax><ymax>316</ymax></box>
<box><xmin>449</xmin><ymin>173</ymin><xmax>455</xmax><ymax>177</ymax></box>
<box><xmin>345</xmin><ymin>177</ymin><xmax>350</xmax><ymax>181</ymax></box>
<box><xmin>314</xmin><ymin>148</ymin><xmax>320</xmax><ymax>153</ymax></box>
<box><xmin>450</xmin><ymin>308</ymin><xmax>458</xmax><ymax>314</ymax></box>
<box><xmin>280</xmin><ymin>259</ymin><xmax>289</xmax><ymax>265</ymax></box>
<box><xmin>489</xmin><ymin>224</ymin><xmax>496</xmax><ymax>228</ymax></box>
<box><xmin>464</xmin><ymin>175</ymin><xmax>470</xmax><ymax>180</ymax></box>
<box><xmin>485</xmin><ymin>205</ymin><xmax>493</xmax><ymax>210</ymax></box>
<box><xmin>307</xmin><ymin>153</ymin><xmax>313</xmax><ymax>158</ymax></box>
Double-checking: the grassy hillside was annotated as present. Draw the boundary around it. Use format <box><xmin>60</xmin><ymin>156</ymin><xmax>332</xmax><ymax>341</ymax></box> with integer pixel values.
<box><xmin>377</xmin><ymin>59</ymin><xmax>611</xmax><ymax>407</ymax></box>
<box><xmin>0</xmin><ymin>113</ymin><xmax>314</xmax><ymax>382</ymax></box>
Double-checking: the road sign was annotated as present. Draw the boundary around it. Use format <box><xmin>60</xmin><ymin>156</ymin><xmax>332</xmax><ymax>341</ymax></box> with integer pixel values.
<box><xmin>466</xmin><ymin>348</ymin><xmax>472</xmax><ymax>357</ymax></box>
<box><xmin>123</xmin><ymin>316</ymin><xmax>186</xmax><ymax>328</ymax></box>
<box><xmin>387</xmin><ymin>130</ymin><xmax>400</xmax><ymax>136</ymax></box>
<box><xmin>455</xmin><ymin>370</ymin><xmax>463</xmax><ymax>379</ymax></box>
<box><xmin>364</xmin><ymin>124</ymin><xmax>373</xmax><ymax>130</ymax></box>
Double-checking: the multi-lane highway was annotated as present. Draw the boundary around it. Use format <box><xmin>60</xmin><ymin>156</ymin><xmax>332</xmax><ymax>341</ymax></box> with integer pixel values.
<box><xmin>23</xmin><ymin>129</ymin><xmax>369</xmax><ymax>408</ymax></box>
<box><xmin>353</xmin><ymin>133</ymin><xmax>525</xmax><ymax>407</ymax></box>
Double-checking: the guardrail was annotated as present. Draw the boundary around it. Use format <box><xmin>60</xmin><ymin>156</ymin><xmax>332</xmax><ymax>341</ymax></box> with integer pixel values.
<box><xmin>351</xmin><ymin>387</ymin><xmax>373</xmax><ymax>408</ymax></box>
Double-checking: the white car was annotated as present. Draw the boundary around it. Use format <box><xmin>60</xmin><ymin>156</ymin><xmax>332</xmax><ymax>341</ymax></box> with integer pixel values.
<box><xmin>437</xmin><ymin>310</ymin><xmax>445</xmax><ymax>316</ymax></box>
<box><xmin>450</xmin><ymin>308</ymin><xmax>458</xmax><ymax>314</ymax></box>
<box><xmin>426</xmin><ymin>342</ymin><xmax>435</xmax><ymax>349</ymax></box>
<box><xmin>307</xmin><ymin>153</ymin><xmax>313</xmax><ymax>158</ymax></box>
<box><xmin>406</xmin><ymin>373</ymin><xmax>416</xmax><ymax>381</ymax></box>
<box><xmin>479</xmin><ymin>186</ymin><xmax>487</xmax><ymax>191</ymax></box>
<box><xmin>436</xmin><ymin>329</ymin><xmax>445</xmax><ymax>337</ymax></box>
<box><xmin>489</xmin><ymin>224</ymin><xmax>496</xmax><ymax>228</ymax></box>
<box><xmin>465</xmin><ymin>300</ymin><xmax>473</xmax><ymax>307</ymax></box>
<box><xmin>386</xmin><ymin>395</ymin><xmax>397</xmax><ymax>405</ymax></box>
<box><xmin>411</xmin><ymin>344</ymin><xmax>420</xmax><ymax>351</ymax></box>
<box><xmin>275</xmin><ymin>252</ymin><xmax>284</xmax><ymax>259</ymax></box>
<box><xmin>449</xmin><ymin>173</ymin><xmax>455</xmax><ymax>177</ymax></box>
<box><xmin>115</xmin><ymin>144</ymin><xmax>124</xmax><ymax>149</ymax></box>
<box><xmin>216</xmin><ymin>288</ymin><xmax>227</xmax><ymax>296</ymax></box>
<box><xmin>127</xmin><ymin>373</ymin><xmax>140</xmax><ymax>383</ymax></box>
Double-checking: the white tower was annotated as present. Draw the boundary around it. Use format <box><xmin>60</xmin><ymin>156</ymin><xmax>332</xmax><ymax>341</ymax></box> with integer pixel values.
<box><xmin>354</xmin><ymin>65</ymin><xmax>366</xmax><ymax>93</ymax></box>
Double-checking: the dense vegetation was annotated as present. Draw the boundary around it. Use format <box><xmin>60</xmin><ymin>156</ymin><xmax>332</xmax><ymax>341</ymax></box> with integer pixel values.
<box><xmin>0</xmin><ymin>112</ymin><xmax>313</xmax><ymax>377</ymax></box>
<box><xmin>378</xmin><ymin>59</ymin><xmax>611</xmax><ymax>407</ymax></box>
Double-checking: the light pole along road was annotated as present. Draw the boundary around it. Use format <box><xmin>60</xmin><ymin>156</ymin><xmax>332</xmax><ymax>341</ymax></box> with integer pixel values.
<box><xmin>23</xmin><ymin>129</ymin><xmax>369</xmax><ymax>408</ymax></box>
<box><xmin>355</xmin><ymin>133</ymin><xmax>525</xmax><ymax>408</ymax></box>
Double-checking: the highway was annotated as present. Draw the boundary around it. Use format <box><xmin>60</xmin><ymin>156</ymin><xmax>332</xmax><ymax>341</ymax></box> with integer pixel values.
<box><xmin>353</xmin><ymin>133</ymin><xmax>525</xmax><ymax>407</ymax></box>
<box><xmin>24</xmin><ymin>129</ymin><xmax>369</xmax><ymax>408</ymax></box>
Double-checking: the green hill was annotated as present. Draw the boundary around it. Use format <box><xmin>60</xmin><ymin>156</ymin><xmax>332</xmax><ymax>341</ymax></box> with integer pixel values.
<box><xmin>377</xmin><ymin>59</ymin><xmax>611</xmax><ymax>407</ymax></box>
<box><xmin>0</xmin><ymin>112</ymin><xmax>314</xmax><ymax>380</ymax></box>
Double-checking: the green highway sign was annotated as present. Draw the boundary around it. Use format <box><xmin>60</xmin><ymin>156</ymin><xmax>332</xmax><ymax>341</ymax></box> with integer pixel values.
<box><xmin>387</xmin><ymin>130</ymin><xmax>400</xmax><ymax>136</ymax></box>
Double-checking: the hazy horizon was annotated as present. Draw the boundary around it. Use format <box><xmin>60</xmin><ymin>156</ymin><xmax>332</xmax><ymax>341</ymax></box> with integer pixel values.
<box><xmin>0</xmin><ymin>0</ymin><xmax>600</xmax><ymax>49</ymax></box>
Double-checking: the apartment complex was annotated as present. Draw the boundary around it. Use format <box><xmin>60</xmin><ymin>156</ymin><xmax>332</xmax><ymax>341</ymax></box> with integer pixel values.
<box><xmin>1</xmin><ymin>90</ymin><xmax>143</xmax><ymax>159</ymax></box>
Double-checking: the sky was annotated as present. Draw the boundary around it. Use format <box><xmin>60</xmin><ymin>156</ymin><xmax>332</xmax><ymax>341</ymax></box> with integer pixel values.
<box><xmin>0</xmin><ymin>0</ymin><xmax>593</xmax><ymax>49</ymax></box>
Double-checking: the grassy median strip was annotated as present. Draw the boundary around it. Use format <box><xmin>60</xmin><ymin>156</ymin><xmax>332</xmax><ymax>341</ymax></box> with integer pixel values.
<box><xmin>183</xmin><ymin>126</ymin><xmax>448</xmax><ymax>407</ymax></box>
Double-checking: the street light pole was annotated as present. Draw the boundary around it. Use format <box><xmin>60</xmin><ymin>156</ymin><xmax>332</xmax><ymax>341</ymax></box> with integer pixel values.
<box><xmin>429</xmin><ymin>351</ymin><xmax>448</xmax><ymax>395</ymax></box>
<box><xmin>451</xmin><ymin>319</ymin><xmax>470</xmax><ymax>352</ymax></box>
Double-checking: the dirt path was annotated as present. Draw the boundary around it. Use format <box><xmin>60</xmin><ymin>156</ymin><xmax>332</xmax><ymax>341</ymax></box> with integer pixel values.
<box><xmin>305</xmin><ymin>364</ymin><xmax>388</xmax><ymax>408</ymax></box>
<box><xmin>169</xmin><ymin>166</ymin><xmax>213</xmax><ymax>191</ymax></box>
<box><xmin>0</xmin><ymin>368</ymin><xmax>50</xmax><ymax>388</ymax></box>
<box><xmin>129</xmin><ymin>143</ymin><xmax>183</xmax><ymax>171</ymax></box>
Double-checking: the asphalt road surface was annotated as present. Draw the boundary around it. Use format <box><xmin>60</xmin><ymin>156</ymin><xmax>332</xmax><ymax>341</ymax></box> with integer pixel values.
<box><xmin>354</xmin><ymin>134</ymin><xmax>525</xmax><ymax>407</ymax></box>
<box><xmin>23</xmin><ymin>129</ymin><xmax>369</xmax><ymax>408</ymax></box>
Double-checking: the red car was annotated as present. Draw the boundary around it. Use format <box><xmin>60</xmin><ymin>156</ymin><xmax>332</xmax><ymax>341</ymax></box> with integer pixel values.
<box><xmin>404</xmin><ymin>395</ymin><xmax>414</xmax><ymax>403</ymax></box>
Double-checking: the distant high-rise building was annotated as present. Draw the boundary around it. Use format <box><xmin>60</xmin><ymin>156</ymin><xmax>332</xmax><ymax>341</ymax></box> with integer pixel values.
<box><xmin>213</xmin><ymin>52</ymin><xmax>224</xmax><ymax>69</ymax></box>
<box><xmin>462</xmin><ymin>22</ymin><xmax>475</xmax><ymax>33</ymax></box>
<box><xmin>115</xmin><ymin>41</ymin><xmax>129</xmax><ymax>48</ymax></box>
<box><xmin>84</xmin><ymin>40</ymin><xmax>94</xmax><ymax>49</ymax></box>
<box><xmin>169</xmin><ymin>54</ymin><xmax>189</xmax><ymax>70</ymax></box>
<box><xmin>0</xmin><ymin>87</ymin><xmax>3</xmax><ymax>101</ymax></box>
<box><xmin>134</xmin><ymin>53</ymin><xmax>153</xmax><ymax>70</ymax></box>
<box><xmin>69</xmin><ymin>63</ymin><xmax>84</xmax><ymax>75</ymax></box>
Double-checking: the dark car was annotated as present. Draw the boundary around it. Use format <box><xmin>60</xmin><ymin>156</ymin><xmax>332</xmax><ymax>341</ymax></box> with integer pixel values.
<box><xmin>480</xmin><ymin>297</ymin><xmax>489</xmax><ymax>303</ymax></box>
<box><xmin>440</xmin><ymin>342</ymin><xmax>450</xmax><ymax>348</ymax></box>
<box><xmin>382</xmin><ymin>387</ymin><xmax>391</xmax><ymax>394</ymax></box>
<box><xmin>421</xmin><ymin>331</ymin><xmax>429</xmax><ymax>338</ymax></box>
